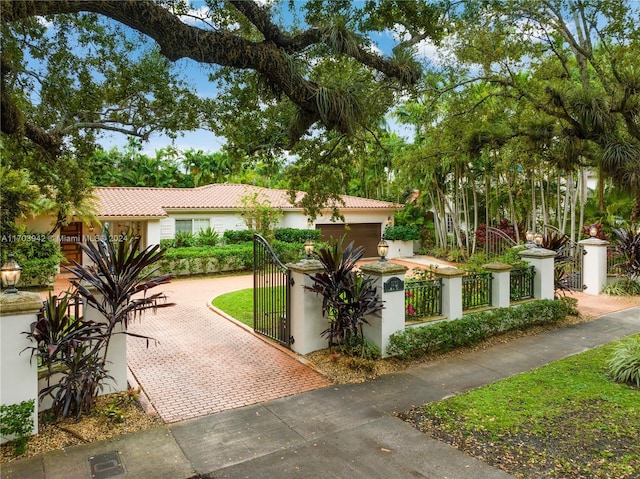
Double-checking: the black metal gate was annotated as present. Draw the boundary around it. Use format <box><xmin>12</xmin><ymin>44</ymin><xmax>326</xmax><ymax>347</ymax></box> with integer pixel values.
<box><xmin>543</xmin><ymin>225</ymin><xmax>585</xmax><ymax>292</ymax></box>
<box><xmin>253</xmin><ymin>234</ymin><xmax>292</xmax><ymax>348</ymax></box>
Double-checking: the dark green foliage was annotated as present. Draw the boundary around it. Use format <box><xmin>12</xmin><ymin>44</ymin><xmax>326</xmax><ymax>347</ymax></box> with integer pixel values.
<box><xmin>174</xmin><ymin>231</ymin><xmax>196</xmax><ymax>248</ymax></box>
<box><xmin>195</xmin><ymin>227</ymin><xmax>220</xmax><ymax>246</ymax></box>
<box><xmin>223</xmin><ymin>229</ymin><xmax>254</xmax><ymax>244</ymax></box>
<box><xmin>0</xmin><ymin>232</ymin><xmax>64</xmax><ymax>287</ymax></box>
<box><xmin>275</xmin><ymin>228</ymin><xmax>321</xmax><ymax>243</ymax></box>
<box><xmin>608</xmin><ymin>338</ymin><xmax>640</xmax><ymax>387</ymax></box>
<box><xmin>383</xmin><ymin>225</ymin><xmax>420</xmax><ymax>241</ymax></box>
<box><xmin>224</xmin><ymin>228</ymin><xmax>320</xmax><ymax>245</ymax></box>
<box><xmin>305</xmin><ymin>236</ymin><xmax>384</xmax><ymax>355</ymax></box>
<box><xmin>387</xmin><ymin>300</ymin><xmax>571</xmax><ymax>358</ymax></box>
<box><xmin>611</xmin><ymin>226</ymin><xmax>640</xmax><ymax>279</ymax></box>
<box><xmin>0</xmin><ymin>400</ymin><xmax>34</xmax><ymax>456</ymax></box>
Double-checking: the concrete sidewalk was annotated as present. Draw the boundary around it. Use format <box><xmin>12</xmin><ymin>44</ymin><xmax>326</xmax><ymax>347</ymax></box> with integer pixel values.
<box><xmin>3</xmin><ymin>304</ymin><xmax>638</xmax><ymax>479</ymax></box>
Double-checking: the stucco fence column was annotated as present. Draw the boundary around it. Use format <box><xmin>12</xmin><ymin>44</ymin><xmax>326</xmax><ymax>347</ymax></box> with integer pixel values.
<box><xmin>359</xmin><ymin>261</ymin><xmax>408</xmax><ymax>358</ymax></box>
<box><xmin>483</xmin><ymin>262</ymin><xmax>513</xmax><ymax>308</ymax></box>
<box><xmin>434</xmin><ymin>267</ymin><xmax>466</xmax><ymax>321</ymax></box>
<box><xmin>578</xmin><ymin>237</ymin><xmax>610</xmax><ymax>295</ymax></box>
<box><xmin>287</xmin><ymin>259</ymin><xmax>328</xmax><ymax>355</ymax></box>
<box><xmin>81</xmin><ymin>286</ymin><xmax>128</xmax><ymax>395</ymax></box>
<box><xmin>1</xmin><ymin>292</ymin><xmax>42</xmax><ymax>440</ymax></box>
<box><xmin>518</xmin><ymin>248</ymin><xmax>556</xmax><ymax>300</ymax></box>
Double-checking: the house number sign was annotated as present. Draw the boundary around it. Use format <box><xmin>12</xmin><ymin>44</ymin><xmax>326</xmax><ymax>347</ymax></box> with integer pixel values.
<box><xmin>383</xmin><ymin>277</ymin><xmax>404</xmax><ymax>293</ymax></box>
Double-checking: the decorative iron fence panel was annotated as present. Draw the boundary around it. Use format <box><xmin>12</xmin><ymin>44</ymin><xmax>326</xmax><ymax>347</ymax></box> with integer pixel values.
<box><xmin>462</xmin><ymin>272</ymin><xmax>492</xmax><ymax>310</ymax></box>
<box><xmin>510</xmin><ymin>266</ymin><xmax>535</xmax><ymax>302</ymax></box>
<box><xmin>253</xmin><ymin>234</ymin><xmax>292</xmax><ymax>348</ymax></box>
<box><xmin>607</xmin><ymin>245</ymin><xmax>625</xmax><ymax>276</ymax></box>
<box><xmin>405</xmin><ymin>278</ymin><xmax>442</xmax><ymax>320</ymax></box>
<box><xmin>485</xmin><ymin>227</ymin><xmax>517</xmax><ymax>260</ymax></box>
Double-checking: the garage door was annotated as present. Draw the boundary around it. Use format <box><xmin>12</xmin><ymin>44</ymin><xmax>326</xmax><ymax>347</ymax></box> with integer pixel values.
<box><xmin>316</xmin><ymin>223</ymin><xmax>382</xmax><ymax>258</ymax></box>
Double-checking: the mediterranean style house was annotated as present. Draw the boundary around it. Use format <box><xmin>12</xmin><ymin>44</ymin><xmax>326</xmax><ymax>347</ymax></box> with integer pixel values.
<box><xmin>24</xmin><ymin>184</ymin><xmax>402</xmax><ymax>264</ymax></box>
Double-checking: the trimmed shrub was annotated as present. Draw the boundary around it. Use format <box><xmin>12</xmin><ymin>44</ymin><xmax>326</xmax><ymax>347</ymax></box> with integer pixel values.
<box><xmin>383</xmin><ymin>225</ymin><xmax>420</xmax><ymax>241</ymax></box>
<box><xmin>223</xmin><ymin>229</ymin><xmax>254</xmax><ymax>244</ymax></box>
<box><xmin>607</xmin><ymin>337</ymin><xmax>640</xmax><ymax>387</ymax></box>
<box><xmin>275</xmin><ymin>228</ymin><xmax>321</xmax><ymax>243</ymax></box>
<box><xmin>387</xmin><ymin>299</ymin><xmax>571</xmax><ymax>358</ymax></box>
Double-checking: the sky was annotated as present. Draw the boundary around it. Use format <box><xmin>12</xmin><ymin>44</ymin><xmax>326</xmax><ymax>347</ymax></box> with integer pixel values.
<box><xmin>97</xmin><ymin>1</ymin><xmax>442</xmax><ymax>156</ymax></box>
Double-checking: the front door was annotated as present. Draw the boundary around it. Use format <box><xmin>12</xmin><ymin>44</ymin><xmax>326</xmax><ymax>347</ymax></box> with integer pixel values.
<box><xmin>60</xmin><ymin>222</ymin><xmax>83</xmax><ymax>265</ymax></box>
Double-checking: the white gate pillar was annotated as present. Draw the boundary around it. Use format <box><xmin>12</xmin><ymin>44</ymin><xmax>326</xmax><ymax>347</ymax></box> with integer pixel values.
<box><xmin>434</xmin><ymin>267</ymin><xmax>466</xmax><ymax>320</ymax></box>
<box><xmin>287</xmin><ymin>259</ymin><xmax>327</xmax><ymax>355</ymax></box>
<box><xmin>578</xmin><ymin>238</ymin><xmax>610</xmax><ymax>295</ymax></box>
<box><xmin>484</xmin><ymin>262</ymin><xmax>513</xmax><ymax>308</ymax></box>
<box><xmin>518</xmin><ymin>247</ymin><xmax>556</xmax><ymax>300</ymax></box>
<box><xmin>359</xmin><ymin>261</ymin><xmax>408</xmax><ymax>358</ymax></box>
<box><xmin>0</xmin><ymin>292</ymin><xmax>42</xmax><ymax>440</ymax></box>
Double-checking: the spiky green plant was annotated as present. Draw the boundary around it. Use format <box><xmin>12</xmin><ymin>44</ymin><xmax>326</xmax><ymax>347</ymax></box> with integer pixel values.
<box><xmin>608</xmin><ymin>338</ymin><xmax>640</xmax><ymax>387</ymax></box>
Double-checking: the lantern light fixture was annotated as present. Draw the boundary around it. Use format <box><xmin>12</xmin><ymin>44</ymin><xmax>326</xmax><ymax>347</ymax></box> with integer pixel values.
<box><xmin>1</xmin><ymin>254</ymin><xmax>22</xmax><ymax>294</ymax></box>
<box><xmin>525</xmin><ymin>230</ymin><xmax>534</xmax><ymax>244</ymax></box>
<box><xmin>377</xmin><ymin>238</ymin><xmax>389</xmax><ymax>262</ymax></box>
<box><xmin>534</xmin><ymin>233</ymin><xmax>543</xmax><ymax>247</ymax></box>
<box><xmin>304</xmin><ymin>239</ymin><xmax>315</xmax><ymax>259</ymax></box>
<box><xmin>589</xmin><ymin>224</ymin><xmax>598</xmax><ymax>238</ymax></box>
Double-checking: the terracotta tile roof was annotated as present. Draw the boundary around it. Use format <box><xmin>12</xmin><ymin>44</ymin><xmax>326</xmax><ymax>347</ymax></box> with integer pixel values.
<box><xmin>93</xmin><ymin>184</ymin><xmax>401</xmax><ymax>218</ymax></box>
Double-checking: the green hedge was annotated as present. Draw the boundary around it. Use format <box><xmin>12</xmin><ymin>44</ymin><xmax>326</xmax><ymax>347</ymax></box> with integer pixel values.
<box><xmin>383</xmin><ymin>225</ymin><xmax>420</xmax><ymax>241</ymax></box>
<box><xmin>223</xmin><ymin>228</ymin><xmax>320</xmax><ymax>245</ymax></box>
<box><xmin>275</xmin><ymin>228</ymin><xmax>321</xmax><ymax>243</ymax></box>
<box><xmin>387</xmin><ymin>299</ymin><xmax>573</xmax><ymax>358</ymax></box>
<box><xmin>222</xmin><ymin>230</ymin><xmax>255</xmax><ymax>244</ymax></box>
<box><xmin>158</xmin><ymin>240</ymin><xmax>308</xmax><ymax>276</ymax></box>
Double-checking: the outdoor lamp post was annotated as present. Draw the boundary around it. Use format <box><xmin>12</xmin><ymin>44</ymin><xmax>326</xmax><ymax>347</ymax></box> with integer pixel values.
<box><xmin>534</xmin><ymin>232</ymin><xmax>543</xmax><ymax>248</ymax></box>
<box><xmin>1</xmin><ymin>254</ymin><xmax>22</xmax><ymax>294</ymax></box>
<box><xmin>589</xmin><ymin>224</ymin><xmax>598</xmax><ymax>238</ymax></box>
<box><xmin>525</xmin><ymin>230</ymin><xmax>534</xmax><ymax>246</ymax></box>
<box><xmin>304</xmin><ymin>239</ymin><xmax>315</xmax><ymax>259</ymax></box>
<box><xmin>377</xmin><ymin>238</ymin><xmax>389</xmax><ymax>262</ymax></box>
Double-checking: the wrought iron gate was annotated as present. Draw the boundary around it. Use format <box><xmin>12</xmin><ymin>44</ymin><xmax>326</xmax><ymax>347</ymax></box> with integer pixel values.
<box><xmin>543</xmin><ymin>225</ymin><xmax>585</xmax><ymax>292</ymax></box>
<box><xmin>253</xmin><ymin>234</ymin><xmax>292</xmax><ymax>348</ymax></box>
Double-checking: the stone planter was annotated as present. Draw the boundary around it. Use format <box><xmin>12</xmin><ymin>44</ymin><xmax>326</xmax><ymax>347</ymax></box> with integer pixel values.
<box><xmin>386</xmin><ymin>240</ymin><xmax>414</xmax><ymax>259</ymax></box>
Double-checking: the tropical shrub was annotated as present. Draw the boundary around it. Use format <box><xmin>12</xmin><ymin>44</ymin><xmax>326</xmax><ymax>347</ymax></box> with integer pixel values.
<box><xmin>602</xmin><ymin>278</ymin><xmax>640</xmax><ymax>296</ymax></box>
<box><xmin>0</xmin><ymin>231</ymin><xmax>64</xmax><ymax>287</ymax></box>
<box><xmin>174</xmin><ymin>230</ymin><xmax>196</xmax><ymax>248</ymax></box>
<box><xmin>474</xmin><ymin>219</ymin><xmax>520</xmax><ymax>247</ymax></box>
<box><xmin>305</xmin><ymin>236</ymin><xmax>384</xmax><ymax>357</ymax></box>
<box><xmin>195</xmin><ymin>226</ymin><xmax>220</xmax><ymax>246</ymax></box>
<box><xmin>611</xmin><ymin>226</ymin><xmax>640</xmax><ymax>279</ymax></box>
<box><xmin>607</xmin><ymin>338</ymin><xmax>640</xmax><ymax>387</ymax></box>
<box><xmin>26</xmin><ymin>233</ymin><xmax>174</xmax><ymax>420</ymax></box>
<box><xmin>387</xmin><ymin>300</ymin><xmax>571</xmax><ymax>358</ymax></box>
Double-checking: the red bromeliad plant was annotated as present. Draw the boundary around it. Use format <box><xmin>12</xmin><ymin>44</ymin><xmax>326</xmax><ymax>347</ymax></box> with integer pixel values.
<box><xmin>304</xmin><ymin>236</ymin><xmax>384</xmax><ymax>357</ymax></box>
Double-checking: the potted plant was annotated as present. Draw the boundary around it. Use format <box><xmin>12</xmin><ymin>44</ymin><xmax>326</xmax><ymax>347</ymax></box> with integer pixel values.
<box><xmin>383</xmin><ymin>225</ymin><xmax>420</xmax><ymax>258</ymax></box>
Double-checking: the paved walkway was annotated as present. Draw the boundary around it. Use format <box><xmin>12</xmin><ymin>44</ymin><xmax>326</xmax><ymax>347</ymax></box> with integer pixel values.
<box><xmin>4</xmin><ymin>302</ymin><xmax>638</xmax><ymax>479</ymax></box>
<box><xmin>126</xmin><ymin>275</ymin><xmax>331</xmax><ymax>423</ymax></box>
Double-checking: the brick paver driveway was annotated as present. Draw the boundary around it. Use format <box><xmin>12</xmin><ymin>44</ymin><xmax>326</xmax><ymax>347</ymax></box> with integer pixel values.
<box><xmin>126</xmin><ymin>275</ymin><xmax>331</xmax><ymax>423</ymax></box>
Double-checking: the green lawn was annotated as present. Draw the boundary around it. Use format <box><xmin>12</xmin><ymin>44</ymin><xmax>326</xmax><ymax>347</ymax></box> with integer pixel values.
<box><xmin>403</xmin><ymin>335</ymin><xmax>640</xmax><ymax>479</ymax></box>
<box><xmin>212</xmin><ymin>288</ymin><xmax>254</xmax><ymax>327</ymax></box>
